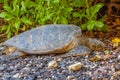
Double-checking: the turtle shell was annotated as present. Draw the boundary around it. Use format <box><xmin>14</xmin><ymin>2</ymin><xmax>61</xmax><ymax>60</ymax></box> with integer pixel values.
<box><xmin>3</xmin><ymin>24</ymin><xmax>82</xmax><ymax>54</ymax></box>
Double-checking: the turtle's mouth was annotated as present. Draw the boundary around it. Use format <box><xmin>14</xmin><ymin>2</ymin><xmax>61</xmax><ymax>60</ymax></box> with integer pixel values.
<box><xmin>88</xmin><ymin>43</ymin><xmax>105</xmax><ymax>51</ymax></box>
<box><xmin>91</xmin><ymin>43</ymin><xmax>105</xmax><ymax>51</ymax></box>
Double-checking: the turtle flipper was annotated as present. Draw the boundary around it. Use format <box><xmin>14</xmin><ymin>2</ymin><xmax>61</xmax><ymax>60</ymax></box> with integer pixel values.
<box><xmin>56</xmin><ymin>45</ymin><xmax>90</xmax><ymax>58</ymax></box>
<box><xmin>0</xmin><ymin>50</ymin><xmax>26</xmax><ymax>61</ymax></box>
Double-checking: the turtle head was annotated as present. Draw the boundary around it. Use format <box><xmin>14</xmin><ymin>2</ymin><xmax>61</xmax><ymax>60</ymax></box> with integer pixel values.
<box><xmin>0</xmin><ymin>43</ymin><xmax>16</xmax><ymax>55</ymax></box>
<box><xmin>86</xmin><ymin>38</ymin><xmax>105</xmax><ymax>51</ymax></box>
<box><xmin>79</xmin><ymin>36</ymin><xmax>105</xmax><ymax>51</ymax></box>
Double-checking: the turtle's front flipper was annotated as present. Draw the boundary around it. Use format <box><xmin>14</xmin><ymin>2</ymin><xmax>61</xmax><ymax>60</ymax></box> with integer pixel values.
<box><xmin>56</xmin><ymin>45</ymin><xmax>90</xmax><ymax>58</ymax></box>
<box><xmin>0</xmin><ymin>50</ymin><xmax>26</xmax><ymax>61</ymax></box>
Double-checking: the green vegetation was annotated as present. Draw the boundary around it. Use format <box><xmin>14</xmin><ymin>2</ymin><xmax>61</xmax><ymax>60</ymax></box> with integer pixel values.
<box><xmin>0</xmin><ymin>0</ymin><xmax>105</xmax><ymax>38</ymax></box>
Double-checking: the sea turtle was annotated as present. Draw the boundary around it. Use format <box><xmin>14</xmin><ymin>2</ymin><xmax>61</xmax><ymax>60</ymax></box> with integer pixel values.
<box><xmin>0</xmin><ymin>24</ymin><xmax>104</xmax><ymax>60</ymax></box>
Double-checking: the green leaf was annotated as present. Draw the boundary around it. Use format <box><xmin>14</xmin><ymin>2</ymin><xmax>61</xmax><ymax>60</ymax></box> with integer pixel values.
<box><xmin>46</xmin><ymin>13</ymin><xmax>53</xmax><ymax>20</ymax></box>
<box><xmin>54</xmin><ymin>0</ymin><xmax>60</xmax><ymax>3</ymax></box>
<box><xmin>10</xmin><ymin>0</ymin><xmax>19</xmax><ymax>17</ymax></box>
<box><xmin>3</xmin><ymin>0</ymin><xmax>9</xmax><ymax>6</ymax></box>
<box><xmin>53</xmin><ymin>16</ymin><xmax>60</xmax><ymax>24</ymax></box>
<box><xmin>0</xmin><ymin>0</ymin><xmax>4</xmax><ymax>3</ymax></box>
<box><xmin>1</xmin><ymin>25</ymin><xmax>8</xmax><ymax>31</ymax></box>
<box><xmin>13</xmin><ymin>0</ymin><xmax>17</xmax><ymax>7</ymax></box>
<box><xmin>61</xmin><ymin>16</ymin><xmax>68</xmax><ymax>24</ymax></box>
<box><xmin>70</xmin><ymin>0</ymin><xmax>87</xmax><ymax>7</ymax></box>
<box><xmin>3</xmin><ymin>6</ymin><xmax>12</xmax><ymax>12</ymax></box>
<box><xmin>7</xmin><ymin>31</ymin><xmax>11</xmax><ymax>38</ymax></box>
<box><xmin>85</xmin><ymin>8</ymin><xmax>90</xmax><ymax>17</ymax></box>
<box><xmin>6</xmin><ymin>25</ymin><xmax>10</xmax><ymax>34</ymax></box>
<box><xmin>0</xmin><ymin>12</ymin><xmax>6</xmax><ymax>18</ymax></box>
<box><xmin>20</xmin><ymin>1</ymin><xmax>27</xmax><ymax>15</ymax></box>
<box><xmin>90</xmin><ymin>3</ymin><xmax>104</xmax><ymax>17</ymax></box>
<box><xmin>0</xmin><ymin>12</ymin><xmax>14</xmax><ymax>21</ymax></box>
<box><xmin>81</xmin><ymin>24</ymin><xmax>87</xmax><ymax>30</ymax></box>
<box><xmin>73</xmin><ymin>12</ymin><xmax>80</xmax><ymax>17</ymax></box>
<box><xmin>15</xmin><ymin>19</ymin><xmax>21</xmax><ymax>29</ymax></box>
<box><xmin>26</xmin><ymin>0</ymin><xmax>36</xmax><ymax>8</ymax></box>
<box><xmin>95</xmin><ymin>21</ymin><xmax>104</xmax><ymax>28</ymax></box>
<box><xmin>64</xmin><ymin>7</ymin><xmax>73</xmax><ymax>13</ymax></box>
<box><xmin>87</xmin><ymin>20</ymin><xmax>95</xmax><ymax>31</ymax></box>
<box><xmin>11</xmin><ymin>5</ymin><xmax>19</xmax><ymax>17</ymax></box>
<box><xmin>21</xmin><ymin>16</ymin><xmax>31</xmax><ymax>25</ymax></box>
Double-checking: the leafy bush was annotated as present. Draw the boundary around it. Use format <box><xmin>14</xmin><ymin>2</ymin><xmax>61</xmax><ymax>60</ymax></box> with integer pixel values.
<box><xmin>34</xmin><ymin>0</ymin><xmax>73</xmax><ymax>24</ymax></box>
<box><xmin>0</xmin><ymin>0</ymin><xmax>105</xmax><ymax>38</ymax></box>
<box><xmin>0</xmin><ymin>0</ymin><xmax>34</xmax><ymax>37</ymax></box>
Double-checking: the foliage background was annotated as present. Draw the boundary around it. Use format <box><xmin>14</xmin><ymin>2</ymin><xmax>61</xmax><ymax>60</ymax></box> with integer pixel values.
<box><xmin>0</xmin><ymin>0</ymin><xmax>105</xmax><ymax>38</ymax></box>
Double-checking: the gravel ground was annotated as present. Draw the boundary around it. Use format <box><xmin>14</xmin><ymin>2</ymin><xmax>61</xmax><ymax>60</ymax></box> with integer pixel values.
<box><xmin>0</xmin><ymin>49</ymin><xmax>120</xmax><ymax>80</ymax></box>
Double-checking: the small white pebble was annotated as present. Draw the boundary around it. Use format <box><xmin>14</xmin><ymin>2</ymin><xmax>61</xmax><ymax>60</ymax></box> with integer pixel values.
<box><xmin>54</xmin><ymin>58</ymin><xmax>62</xmax><ymax>62</ymax></box>
<box><xmin>13</xmin><ymin>73</ymin><xmax>20</xmax><ymax>78</ymax></box>
<box><xmin>118</xmin><ymin>55</ymin><xmax>120</xmax><ymax>60</ymax></box>
<box><xmin>48</xmin><ymin>60</ymin><xmax>58</xmax><ymax>68</ymax></box>
<box><xmin>68</xmin><ymin>62</ymin><xmax>82</xmax><ymax>71</ymax></box>
<box><xmin>26</xmin><ymin>64</ymin><xmax>31</xmax><ymax>67</ymax></box>
<box><xmin>22</xmin><ymin>67</ymin><xmax>30</xmax><ymax>71</ymax></box>
<box><xmin>66</xmin><ymin>76</ymin><xmax>75</xmax><ymax>80</ymax></box>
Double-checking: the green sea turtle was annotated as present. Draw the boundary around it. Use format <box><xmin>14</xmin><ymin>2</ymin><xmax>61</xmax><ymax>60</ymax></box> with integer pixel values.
<box><xmin>0</xmin><ymin>24</ymin><xmax>104</xmax><ymax>60</ymax></box>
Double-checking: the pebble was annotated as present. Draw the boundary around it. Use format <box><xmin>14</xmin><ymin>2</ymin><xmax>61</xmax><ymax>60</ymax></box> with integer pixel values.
<box><xmin>0</xmin><ymin>66</ymin><xmax>5</xmax><ymax>71</ymax></box>
<box><xmin>118</xmin><ymin>55</ymin><xmax>120</xmax><ymax>60</ymax></box>
<box><xmin>68</xmin><ymin>62</ymin><xmax>82</xmax><ymax>71</ymax></box>
<box><xmin>89</xmin><ymin>55</ymin><xmax>101</xmax><ymax>61</ymax></box>
<box><xmin>25</xmin><ymin>75</ymin><xmax>35</xmax><ymax>80</ymax></box>
<box><xmin>48</xmin><ymin>60</ymin><xmax>58</xmax><ymax>68</ymax></box>
<box><xmin>114</xmin><ymin>63</ymin><xmax>120</xmax><ymax>71</ymax></box>
<box><xmin>66</xmin><ymin>76</ymin><xmax>75</xmax><ymax>80</ymax></box>
<box><xmin>0</xmin><ymin>51</ymin><xmax>120</xmax><ymax>79</ymax></box>
<box><xmin>13</xmin><ymin>73</ymin><xmax>20</xmax><ymax>78</ymax></box>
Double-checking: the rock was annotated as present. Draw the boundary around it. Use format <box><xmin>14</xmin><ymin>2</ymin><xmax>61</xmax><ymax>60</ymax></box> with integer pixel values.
<box><xmin>102</xmin><ymin>78</ymin><xmax>109</xmax><ymax>80</ymax></box>
<box><xmin>48</xmin><ymin>61</ymin><xmax>58</xmax><ymax>68</ymax></box>
<box><xmin>114</xmin><ymin>63</ymin><xmax>120</xmax><ymax>71</ymax></box>
<box><xmin>13</xmin><ymin>73</ymin><xmax>20</xmax><ymax>78</ymax></box>
<box><xmin>102</xmin><ymin>54</ymin><xmax>111</xmax><ymax>60</ymax></box>
<box><xmin>26</xmin><ymin>64</ymin><xmax>32</xmax><ymax>67</ymax></box>
<box><xmin>25</xmin><ymin>75</ymin><xmax>35</xmax><ymax>80</ymax></box>
<box><xmin>66</xmin><ymin>76</ymin><xmax>75</xmax><ymax>80</ymax></box>
<box><xmin>113</xmin><ymin>71</ymin><xmax>120</xmax><ymax>78</ymax></box>
<box><xmin>3</xmin><ymin>73</ymin><xmax>11</xmax><ymax>79</ymax></box>
<box><xmin>0</xmin><ymin>66</ymin><xmax>5</xmax><ymax>71</ymax></box>
<box><xmin>54</xmin><ymin>58</ymin><xmax>62</xmax><ymax>62</ymax></box>
<box><xmin>89</xmin><ymin>55</ymin><xmax>101</xmax><ymax>61</ymax></box>
<box><xmin>118</xmin><ymin>55</ymin><xmax>120</xmax><ymax>60</ymax></box>
<box><xmin>68</xmin><ymin>62</ymin><xmax>82</xmax><ymax>71</ymax></box>
<box><xmin>10</xmin><ymin>66</ymin><xmax>14</xmax><ymax>70</ymax></box>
